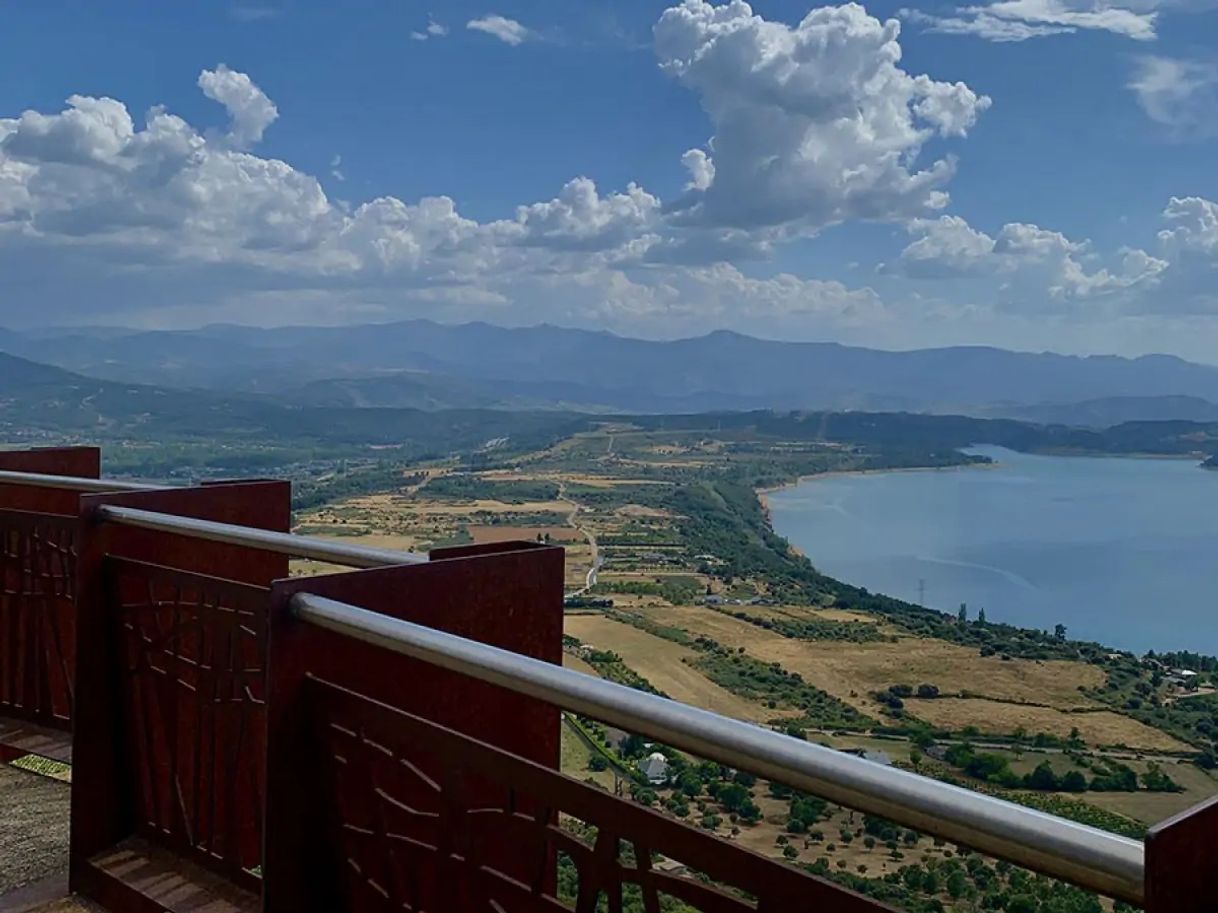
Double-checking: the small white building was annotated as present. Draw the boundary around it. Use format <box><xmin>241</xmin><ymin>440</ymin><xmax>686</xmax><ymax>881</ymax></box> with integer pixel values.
<box><xmin>640</xmin><ymin>752</ymin><xmax>670</xmax><ymax>785</ymax></box>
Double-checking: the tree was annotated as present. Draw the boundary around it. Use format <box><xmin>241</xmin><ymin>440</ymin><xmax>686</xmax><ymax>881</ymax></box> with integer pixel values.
<box><xmin>1055</xmin><ymin>623</ymin><xmax>1068</xmax><ymax>641</ymax></box>
<box><xmin>1061</xmin><ymin>770</ymin><xmax>1088</xmax><ymax>792</ymax></box>
<box><xmin>588</xmin><ymin>755</ymin><xmax>608</xmax><ymax>772</ymax></box>
<box><xmin>946</xmin><ymin>871</ymin><xmax>968</xmax><ymax>899</ymax></box>
<box><xmin>977</xmin><ymin>608</ymin><xmax>987</xmax><ymax>625</ymax></box>
<box><xmin>1024</xmin><ymin>760</ymin><xmax>1060</xmax><ymax>791</ymax></box>
<box><xmin>958</xmin><ymin>603</ymin><xmax>968</xmax><ymax>623</ymax></box>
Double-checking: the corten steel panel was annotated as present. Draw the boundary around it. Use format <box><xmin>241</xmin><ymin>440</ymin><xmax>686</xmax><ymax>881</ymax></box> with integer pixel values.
<box><xmin>0</xmin><ymin>446</ymin><xmax>101</xmax><ymax>515</ymax></box>
<box><xmin>1145</xmin><ymin>794</ymin><xmax>1218</xmax><ymax>913</ymax></box>
<box><xmin>303</xmin><ymin>678</ymin><xmax>895</xmax><ymax>913</ymax></box>
<box><xmin>0</xmin><ymin>510</ymin><xmax>79</xmax><ymax>728</ymax></box>
<box><xmin>102</xmin><ymin>559</ymin><xmax>268</xmax><ymax>891</ymax></box>
<box><xmin>69</xmin><ymin>480</ymin><xmax>291</xmax><ymax>900</ymax></box>
<box><xmin>262</xmin><ymin>542</ymin><xmax>565</xmax><ymax>913</ymax></box>
<box><xmin>0</xmin><ymin>449</ymin><xmax>101</xmax><ymax>735</ymax></box>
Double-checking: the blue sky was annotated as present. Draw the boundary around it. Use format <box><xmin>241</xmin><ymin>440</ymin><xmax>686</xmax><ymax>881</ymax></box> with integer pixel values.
<box><xmin>1</xmin><ymin>1</ymin><xmax>1217</xmax><ymax>361</ymax></box>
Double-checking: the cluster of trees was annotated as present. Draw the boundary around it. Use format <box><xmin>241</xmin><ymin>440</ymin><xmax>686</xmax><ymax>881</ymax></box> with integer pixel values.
<box><xmin>874</xmin><ymin>683</ymin><xmax>942</xmax><ymax>713</ymax></box>
<box><xmin>595</xmin><ymin>576</ymin><xmax>703</xmax><ymax>605</ymax></box>
<box><xmin>811</xmin><ymin>852</ymin><xmax>1126</xmax><ymax>913</ymax></box>
<box><xmin>1091</xmin><ymin>661</ymin><xmax>1218</xmax><ymax>751</ymax></box>
<box><xmin>942</xmin><ymin>743</ymin><xmax>1181</xmax><ymax>793</ymax></box>
<box><xmin>292</xmin><ymin>464</ymin><xmax>423</xmax><ymax>511</ymax></box>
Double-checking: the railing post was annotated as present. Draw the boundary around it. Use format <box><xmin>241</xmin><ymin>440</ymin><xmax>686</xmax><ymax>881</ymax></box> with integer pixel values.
<box><xmin>68</xmin><ymin>480</ymin><xmax>291</xmax><ymax>906</ymax></box>
<box><xmin>1145</xmin><ymin>795</ymin><xmax>1218</xmax><ymax>913</ymax></box>
<box><xmin>262</xmin><ymin>541</ymin><xmax>565</xmax><ymax>913</ymax></box>
<box><xmin>0</xmin><ymin>447</ymin><xmax>103</xmax><ymax>745</ymax></box>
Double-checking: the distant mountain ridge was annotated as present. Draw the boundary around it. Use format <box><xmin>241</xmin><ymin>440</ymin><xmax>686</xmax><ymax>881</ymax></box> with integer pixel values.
<box><xmin>5</xmin><ymin>320</ymin><xmax>1218</xmax><ymax>420</ymax></box>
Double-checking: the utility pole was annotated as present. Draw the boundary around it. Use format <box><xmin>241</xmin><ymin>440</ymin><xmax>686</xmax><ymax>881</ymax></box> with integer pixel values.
<box><xmin>918</xmin><ymin>578</ymin><xmax>926</xmax><ymax>607</ymax></box>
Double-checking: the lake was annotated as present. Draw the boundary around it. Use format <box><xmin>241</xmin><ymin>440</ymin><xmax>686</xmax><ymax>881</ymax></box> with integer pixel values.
<box><xmin>766</xmin><ymin>446</ymin><xmax>1218</xmax><ymax>655</ymax></box>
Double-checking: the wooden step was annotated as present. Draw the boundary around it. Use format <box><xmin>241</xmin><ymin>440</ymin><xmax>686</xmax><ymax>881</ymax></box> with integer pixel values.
<box><xmin>0</xmin><ymin>720</ymin><xmax>72</xmax><ymax>765</ymax></box>
<box><xmin>77</xmin><ymin>838</ymin><xmax>259</xmax><ymax>913</ymax></box>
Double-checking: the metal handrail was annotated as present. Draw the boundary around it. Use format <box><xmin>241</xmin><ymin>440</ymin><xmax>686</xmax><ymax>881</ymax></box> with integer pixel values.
<box><xmin>292</xmin><ymin>592</ymin><xmax>1147</xmax><ymax>905</ymax></box>
<box><xmin>99</xmin><ymin>505</ymin><xmax>427</xmax><ymax>568</ymax></box>
<box><xmin>0</xmin><ymin>469</ymin><xmax>161</xmax><ymax>493</ymax></box>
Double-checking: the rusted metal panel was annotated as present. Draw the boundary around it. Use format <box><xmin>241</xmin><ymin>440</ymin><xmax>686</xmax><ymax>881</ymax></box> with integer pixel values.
<box><xmin>106</xmin><ymin>558</ymin><xmax>268</xmax><ymax>889</ymax></box>
<box><xmin>263</xmin><ymin>542</ymin><xmax>565</xmax><ymax>913</ymax></box>
<box><xmin>1145</xmin><ymin>794</ymin><xmax>1218</xmax><ymax>913</ymax></box>
<box><xmin>304</xmin><ymin>676</ymin><xmax>895</xmax><ymax>913</ymax></box>
<box><xmin>0</xmin><ymin>510</ymin><xmax>78</xmax><ymax>728</ymax></box>
<box><xmin>0</xmin><ymin>446</ymin><xmax>100</xmax><ymax>516</ymax></box>
<box><xmin>69</xmin><ymin>480</ymin><xmax>291</xmax><ymax>901</ymax></box>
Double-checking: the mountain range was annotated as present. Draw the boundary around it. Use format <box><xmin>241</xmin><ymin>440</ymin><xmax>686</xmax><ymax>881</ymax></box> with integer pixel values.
<box><xmin>5</xmin><ymin>320</ymin><xmax>1218</xmax><ymax>424</ymax></box>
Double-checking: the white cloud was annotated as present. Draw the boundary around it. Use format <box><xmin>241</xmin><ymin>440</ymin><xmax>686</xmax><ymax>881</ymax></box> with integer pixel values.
<box><xmin>901</xmin><ymin>0</ymin><xmax>1158</xmax><ymax>42</ymax></box>
<box><xmin>900</xmin><ymin>7</ymin><xmax>1074</xmax><ymax>40</ymax></box>
<box><xmin>1158</xmin><ymin>196</ymin><xmax>1218</xmax><ymax>256</ymax></box>
<box><xmin>654</xmin><ymin>1</ymin><xmax>990</xmax><ymax>232</ymax></box>
<box><xmin>680</xmin><ymin>148</ymin><xmax>715</xmax><ymax>191</ymax></box>
<box><xmin>0</xmin><ymin>63</ymin><xmax>900</xmax><ymax>335</ymax></box>
<box><xmin>466</xmin><ymin>15</ymin><xmax>534</xmax><ymax>45</ymax></box>
<box><xmin>330</xmin><ymin>154</ymin><xmax>345</xmax><ymax>182</ymax></box>
<box><xmin>196</xmin><ymin>64</ymin><xmax>278</xmax><ymax>149</ymax></box>
<box><xmin>895</xmin><ymin>215</ymin><xmax>1168</xmax><ymax>300</ymax></box>
<box><xmin>1129</xmin><ymin>56</ymin><xmax>1218</xmax><ymax>136</ymax></box>
<box><xmin>2</xmin><ymin>8</ymin><xmax>1212</xmax><ymax>339</ymax></box>
<box><xmin>411</xmin><ymin>18</ymin><xmax>449</xmax><ymax>41</ymax></box>
<box><xmin>510</xmin><ymin>177</ymin><xmax>661</xmax><ymax>251</ymax></box>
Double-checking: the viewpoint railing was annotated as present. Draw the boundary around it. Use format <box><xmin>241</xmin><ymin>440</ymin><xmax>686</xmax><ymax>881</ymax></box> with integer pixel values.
<box><xmin>0</xmin><ymin>451</ymin><xmax>1213</xmax><ymax>912</ymax></box>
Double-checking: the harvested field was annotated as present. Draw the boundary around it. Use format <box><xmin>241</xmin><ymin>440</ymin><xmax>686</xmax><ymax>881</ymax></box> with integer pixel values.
<box><xmin>468</xmin><ymin>525</ymin><xmax>584</xmax><ymax>544</ymax></box>
<box><xmin>563</xmin><ymin>615</ymin><xmax>789</xmax><ymax>725</ymax></box>
<box><xmin>636</xmin><ymin>605</ymin><xmax>1105</xmax><ymax>716</ymax></box>
<box><xmin>904</xmin><ymin>698</ymin><xmax>1190</xmax><ymax>752</ymax></box>
<box><xmin>562</xmin><ymin>652</ymin><xmax>600</xmax><ymax>677</ymax></box>
<box><xmin>1084</xmin><ymin>762</ymin><xmax>1218</xmax><ymax>824</ymax></box>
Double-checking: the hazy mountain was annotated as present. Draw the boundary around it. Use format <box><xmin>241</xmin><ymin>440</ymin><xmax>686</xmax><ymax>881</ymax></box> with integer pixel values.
<box><xmin>994</xmin><ymin>395</ymin><xmax>1218</xmax><ymax>428</ymax></box>
<box><xmin>7</xmin><ymin>320</ymin><xmax>1218</xmax><ymax>417</ymax></box>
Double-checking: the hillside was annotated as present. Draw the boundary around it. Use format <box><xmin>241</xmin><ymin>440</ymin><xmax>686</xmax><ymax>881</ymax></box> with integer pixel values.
<box><xmin>8</xmin><ymin>321</ymin><xmax>1218</xmax><ymax>417</ymax></box>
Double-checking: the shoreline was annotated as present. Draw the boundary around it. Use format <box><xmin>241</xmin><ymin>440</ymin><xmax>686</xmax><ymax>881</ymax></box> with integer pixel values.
<box><xmin>757</xmin><ymin>459</ymin><xmax>997</xmax><ymax>508</ymax></box>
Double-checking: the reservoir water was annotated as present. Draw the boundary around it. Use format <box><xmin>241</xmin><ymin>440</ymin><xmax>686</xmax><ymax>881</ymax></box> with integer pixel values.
<box><xmin>765</xmin><ymin>446</ymin><xmax>1218</xmax><ymax>655</ymax></box>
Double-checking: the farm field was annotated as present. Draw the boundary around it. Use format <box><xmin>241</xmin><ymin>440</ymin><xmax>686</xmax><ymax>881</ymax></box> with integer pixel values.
<box><xmin>564</xmin><ymin>614</ymin><xmax>789</xmax><ymax>725</ymax></box>
<box><xmin>284</xmin><ymin>414</ymin><xmax>1218</xmax><ymax>894</ymax></box>
<box><xmin>633</xmin><ymin>604</ymin><xmax>1105</xmax><ymax>717</ymax></box>
<box><xmin>903</xmin><ymin>698</ymin><xmax>1190</xmax><ymax>752</ymax></box>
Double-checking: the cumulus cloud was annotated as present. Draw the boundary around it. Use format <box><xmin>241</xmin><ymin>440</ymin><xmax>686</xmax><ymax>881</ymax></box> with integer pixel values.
<box><xmin>1158</xmin><ymin>196</ymin><xmax>1218</xmax><ymax>256</ymax></box>
<box><xmin>654</xmin><ymin>1</ymin><xmax>990</xmax><ymax>232</ymax></box>
<box><xmin>411</xmin><ymin>18</ymin><xmax>449</xmax><ymax>41</ymax></box>
<box><xmin>196</xmin><ymin>64</ymin><xmax>278</xmax><ymax>148</ymax></box>
<box><xmin>0</xmin><ymin>60</ymin><xmax>900</xmax><ymax>334</ymax></box>
<box><xmin>2</xmin><ymin>5</ymin><xmax>1211</xmax><ymax>337</ymax></box>
<box><xmin>1129</xmin><ymin>56</ymin><xmax>1218</xmax><ymax>136</ymax></box>
<box><xmin>901</xmin><ymin>0</ymin><xmax>1158</xmax><ymax>42</ymax></box>
<box><xmin>466</xmin><ymin>14</ymin><xmax>533</xmax><ymax>45</ymax></box>
<box><xmin>895</xmin><ymin>215</ymin><xmax>1168</xmax><ymax>299</ymax></box>
<box><xmin>680</xmin><ymin>148</ymin><xmax>715</xmax><ymax>191</ymax></box>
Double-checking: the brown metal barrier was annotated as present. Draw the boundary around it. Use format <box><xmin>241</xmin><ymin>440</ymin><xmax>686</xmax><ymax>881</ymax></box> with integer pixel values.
<box><xmin>0</xmin><ymin>447</ymin><xmax>103</xmax><ymax>749</ymax></box>
<box><xmin>260</xmin><ymin>559</ymin><xmax>893</xmax><ymax>913</ymax></box>
<box><xmin>68</xmin><ymin>479</ymin><xmax>290</xmax><ymax>911</ymax></box>
<box><xmin>66</xmin><ymin>493</ymin><xmax>567</xmax><ymax>913</ymax></box>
